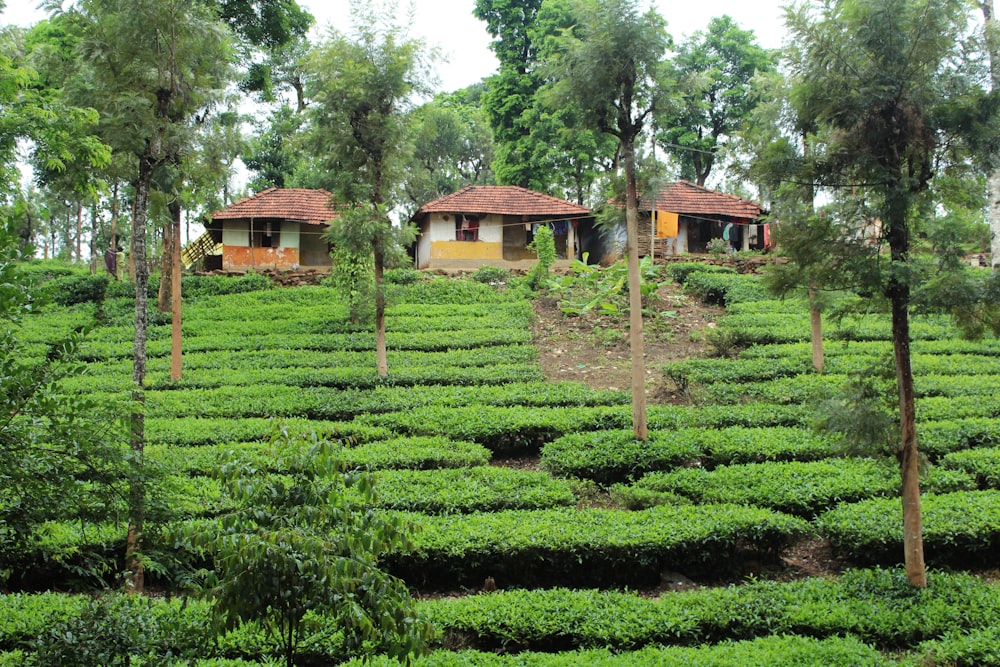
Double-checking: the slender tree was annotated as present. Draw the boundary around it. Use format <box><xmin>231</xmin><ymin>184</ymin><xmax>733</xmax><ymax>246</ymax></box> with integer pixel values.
<box><xmin>785</xmin><ymin>0</ymin><xmax>995</xmax><ymax>587</ymax></box>
<box><xmin>304</xmin><ymin>2</ymin><xmax>431</xmax><ymax>377</ymax></box>
<box><xmin>543</xmin><ymin>0</ymin><xmax>671</xmax><ymax>439</ymax></box>
<box><xmin>981</xmin><ymin>0</ymin><xmax>1000</xmax><ymax>268</ymax></box>
<box><xmin>71</xmin><ymin>0</ymin><xmax>231</xmax><ymax>591</ymax></box>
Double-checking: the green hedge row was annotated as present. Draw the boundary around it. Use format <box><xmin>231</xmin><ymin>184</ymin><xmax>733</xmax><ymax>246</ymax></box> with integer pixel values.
<box><xmin>740</xmin><ymin>338</ymin><xmax>1000</xmax><ymax>360</ymax></box>
<box><xmin>385</xmin><ymin>504</ymin><xmax>809</xmax><ymax>590</ymax></box>
<box><xmin>15</xmin><ymin>503</ymin><xmax>808</xmax><ymax>591</ymax></box>
<box><xmin>917</xmin><ymin>396</ymin><xmax>1000</xmax><ymax>422</ymax></box>
<box><xmin>541</xmin><ymin>426</ymin><xmax>836</xmax><ymax>484</ymax></box>
<box><xmin>78</xmin><ymin>344</ymin><xmax>539</xmax><ymax>379</ymax></box>
<box><xmin>717</xmin><ymin>312</ymin><xmax>958</xmax><ymax>346</ymax></box>
<box><xmin>129</xmin><ymin>311</ymin><xmax>532</xmax><ymax>339</ymax></box>
<box><xmin>0</xmin><ymin>591</ymin><xmax>334</xmax><ymax>665</ymax></box>
<box><xmin>130</xmin><ymin>381</ymin><xmax>624</xmax><ymax>421</ymax></box>
<box><xmin>76</xmin><ymin>328</ymin><xmax>533</xmax><ymax>361</ymax></box>
<box><xmin>613</xmin><ymin>458</ymin><xmax>975</xmax><ymax>516</ymax></box>
<box><xmin>941</xmin><ymin>447</ymin><xmax>1000</xmax><ymax>488</ymax></box>
<box><xmin>532</xmin><ymin>417</ymin><xmax>998</xmax><ymax>482</ymax></box>
<box><xmin>919</xmin><ymin>418</ymin><xmax>1000</xmax><ymax>456</ymax></box>
<box><xmin>157</xmin><ymin>467</ymin><xmax>577</xmax><ymax>518</ymax></box>
<box><xmin>62</xmin><ymin>362</ymin><xmax>546</xmax><ymax>393</ymax></box>
<box><xmin>683</xmin><ymin>272</ymin><xmax>770</xmax><ymax>306</ymax></box>
<box><xmin>350</xmin><ymin>636</ymin><xmax>894</xmax><ymax>667</ymax></box>
<box><xmin>372</xmin><ymin>468</ymin><xmax>577</xmax><ymax>513</ymax></box>
<box><xmin>667</xmin><ymin>353</ymin><xmax>1000</xmax><ymax>387</ymax></box>
<box><xmin>817</xmin><ymin>490</ymin><xmax>1000</xmax><ymax>566</ymax></box>
<box><xmin>148</xmin><ymin>437</ymin><xmax>492</xmax><ymax>475</ymax></box>
<box><xmin>134</xmin><ymin>382</ymin><xmax>616</xmax><ymax>420</ymax></box>
<box><xmin>418</xmin><ymin>568</ymin><xmax>1000</xmax><ymax>652</ymax></box>
<box><xmin>5</xmin><ymin>569</ymin><xmax>998</xmax><ymax>663</ymax></box>
<box><xmin>0</xmin><ymin>592</ymin><xmax>906</xmax><ymax>667</ymax></box>
<box><xmin>663</xmin><ymin>262</ymin><xmax>736</xmax><ymax>285</ymax></box>
<box><xmin>360</xmin><ymin>404</ymin><xmax>812</xmax><ymax>455</ymax></box>
<box><xmin>144</xmin><ymin>417</ymin><xmax>393</xmax><ymax>447</ymax></box>
<box><xmin>140</xmin><ymin>382</ymin><xmax>612</xmax><ymax>420</ymax></box>
<box><xmin>695</xmin><ymin>373</ymin><xmax>999</xmax><ymax>405</ymax></box>
<box><xmin>11</xmin><ymin>303</ymin><xmax>97</xmax><ymax>343</ymax></box>
<box><xmin>916</xmin><ymin>625</ymin><xmax>1000</xmax><ymax>666</ymax></box>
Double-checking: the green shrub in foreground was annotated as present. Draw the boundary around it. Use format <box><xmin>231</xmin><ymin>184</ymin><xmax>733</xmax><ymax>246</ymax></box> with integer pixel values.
<box><xmin>817</xmin><ymin>490</ymin><xmax>1000</xmax><ymax>566</ymax></box>
<box><xmin>418</xmin><ymin>569</ymin><xmax>1000</xmax><ymax>653</ymax></box>
<box><xmin>916</xmin><ymin>625</ymin><xmax>1000</xmax><ymax>666</ymax></box>
<box><xmin>348</xmin><ymin>635</ymin><xmax>893</xmax><ymax>667</ymax></box>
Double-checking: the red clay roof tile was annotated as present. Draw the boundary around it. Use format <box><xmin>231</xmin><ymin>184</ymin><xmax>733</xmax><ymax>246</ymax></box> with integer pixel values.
<box><xmin>416</xmin><ymin>186</ymin><xmax>591</xmax><ymax>218</ymax></box>
<box><xmin>212</xmin><ymin>188</ymin><xmax>339</xmax><ymax>225</ymax></box>
<box><xmin>643</xmin><ymin>181</ymin><xmax>764</xmax><ymax>221</ymax></box>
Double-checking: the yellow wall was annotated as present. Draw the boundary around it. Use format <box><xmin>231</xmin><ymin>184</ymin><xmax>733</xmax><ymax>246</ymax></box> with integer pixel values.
<box><xmin>223</xmin><ymin>245</ymin><xmax>299</xmax><ymax>270</ymax></box>
<box><xmin>430</xmin><ymin>240</ymin><xmax>503</xmax><ymax>260</ymax></box>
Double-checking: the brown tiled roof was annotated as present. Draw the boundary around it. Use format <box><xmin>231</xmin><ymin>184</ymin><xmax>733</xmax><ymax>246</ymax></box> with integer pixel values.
<box><xmin>643</xmin><ymin>181</ymin><xmax>764</xmax><ymax>221</ymax></box>
<box><xmin>212</xmin><ymin>188</ymin><xmax>338</xmax><ymax>225</ymax></box>
<box><xmin>416</xmin><ymin>186</ymin><xmax>591</xmax><ymax>218</ymax></box>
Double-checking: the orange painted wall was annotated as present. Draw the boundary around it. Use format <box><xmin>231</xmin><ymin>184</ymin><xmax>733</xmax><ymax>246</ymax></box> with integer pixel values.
<box><xmin>222</xmin><ymin>245</ymin><xmax>299</xmax><ymax>270</ymax></box>
<box><xmin>430</xmin><ymin>240</ymin><xmax>503</xmax><ymax>260</ymax></box>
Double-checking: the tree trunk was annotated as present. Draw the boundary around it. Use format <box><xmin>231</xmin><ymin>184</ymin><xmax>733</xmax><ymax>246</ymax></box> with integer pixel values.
<box><xmin>623</xmin><ymin>141</ymin><xmax>647</xmax><ymax>440</ymax></box>
<box><xmin>890</xmin><ymin>283</ymin><xmax>925</xmax><ymax>587</ymax></box>
<box><xmin>886</xmin><ymin>197</ymin><xmax>926</xmax><ymax>588</ymax></box>
<box><xmin>126</xmin><ymin>151</ymin><xmax>156</xmax><ymax>594</ymax></box>
<box><xmin>982</xmin><ymin>0</ymin><xmax>1000</xmax><ymax>269</ymax></box>
<box><xmin>374</xmin><ymin>241</ymin><xmax>388</xmax><ymax>378</ymax></box>
<box><xmin>990</xmin><ymin>171</ymin><xmax>1000</xmax><ymax>270</ymax></box>
<box><xmin>158</xmin><ymin>219</ymin><xmax>173</xmax><ymax>313</ymax></box>
<box><xmin>170</xmin><ymin>198</ymin><xmax>183</xmax><ymax>381</ymax></box>
<box><xmin>75</xmin><ymin>202</ymin><xmax>83</xmax><ymax>264</ymax></box>
<box><xmin>89</xmin><ymin>202</ymin><xmax>99</xmax><ymax>275</ymax></box>
<box><xmin>809</xmin><ymin>284</ymin><xmax>824</xmax><ymax>373</ymax></box>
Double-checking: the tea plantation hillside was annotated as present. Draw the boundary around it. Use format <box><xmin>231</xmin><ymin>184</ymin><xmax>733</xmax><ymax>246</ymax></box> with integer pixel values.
<box><xmin>2</xmin><ymin>268</ymin><xmax>999</xmax><ymax>666</ymax></box>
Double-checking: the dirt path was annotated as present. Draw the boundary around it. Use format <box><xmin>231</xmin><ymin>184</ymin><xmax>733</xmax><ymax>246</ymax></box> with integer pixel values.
<box><xmin>530</xmin><ymin>282</ymin><xmax>725</xmax><ymax>401</ymax></box>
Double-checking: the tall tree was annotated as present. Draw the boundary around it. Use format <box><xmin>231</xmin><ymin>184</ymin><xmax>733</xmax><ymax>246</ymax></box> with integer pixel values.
<box><xmin>401</xmin><ymin>86</ymin><xmax>495</xmax><ymax>211</ymax></box>
<box><xmin>785</xmin><ymin>0</ymin><xmax>995</xmax><ymax>587</ymax></box>
<box><xmin>70</xmin><ymin>0</ymin><xmax>231</xmax><ymax>591</ymax></box>
<box><xmin>474</xmin><ymin>0</ymin><xmax>544</xmax><ymax>187</ymax></box>
<box><xmin>0</xmin><ymin>16</ymin><xmax>109</xmax><ymax>230</ymax></box>
<box><xmin>981</xmin><ymin>0</ymin><xmax>1000</xmax><ymax>268</ymax></box>
<box><xmin>304</xmin><ymin>2</ymin><xmax>430</xmax><ymax>378</ymax></box>
<box><xmin>656</xmin><ymin>15</ymin><xmax>775</xmax><ymax>187</ymax></box>
<box><xmin>544</xmin><ymin>0</ymin><xmax>671</xmax><ymax>439</ymax></box>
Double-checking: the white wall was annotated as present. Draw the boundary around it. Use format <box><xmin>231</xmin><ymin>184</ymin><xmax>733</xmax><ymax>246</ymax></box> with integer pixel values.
<box><xmin>222</xmin><ymin>220</ymin><xmax>249</xmax><ymax>246</ymax></box>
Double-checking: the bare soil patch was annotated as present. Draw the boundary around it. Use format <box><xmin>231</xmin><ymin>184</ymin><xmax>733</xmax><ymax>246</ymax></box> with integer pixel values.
<box><xmin>531</xmin><ymin>282</ymin><xmax>724</xmax><ymax>401</ymax></box>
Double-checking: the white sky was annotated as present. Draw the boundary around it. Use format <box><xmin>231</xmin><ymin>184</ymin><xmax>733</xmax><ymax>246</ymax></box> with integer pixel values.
<box><xmin>2</xmin><ymin>0</ymin><xmax>788</xmax><ymax>93</ymax></box>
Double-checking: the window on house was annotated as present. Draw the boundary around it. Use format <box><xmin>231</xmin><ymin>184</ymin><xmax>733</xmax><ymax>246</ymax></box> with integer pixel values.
<box><xmin>251</xmin><ymin>222</ymin><xmax>280</xmax><ymax>248</ymax></box>
<box><xmin>455</xmin><ymin>215</ymin><xmax>480</xmax><ymax>241</ymax></box>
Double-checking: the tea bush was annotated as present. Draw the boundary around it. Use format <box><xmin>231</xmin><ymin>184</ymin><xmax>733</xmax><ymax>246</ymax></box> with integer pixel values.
<box><xmin>386</xmin><ymin>504</ymin><xmax>809</xmax><ymax>590</ymax></box>
<box><xmin>613</xmin><ymin>459</ymin><xmax>975</xmax><ymax>516</ymax></box>
<box><xmin>940</xmin><ymin>447</ymin><xmax>1000</xmax><ymax>488</ymax></box>
<box><xmin>817</xmin><ymin>490</ymin><xmax>1000</xmax><ymax>566</ymax></box>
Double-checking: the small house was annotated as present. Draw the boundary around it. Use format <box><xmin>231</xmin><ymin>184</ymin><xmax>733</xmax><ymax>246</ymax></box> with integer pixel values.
<box><xmin>638</xmin><ymin>181</ymin><xmax>768</xmax><ymax>257</ymax></box>
<box><xmin>412</xmin><ymin>185</ymin><xmax>602</xmax><ymax>269</ymax></box>
<box><xmin>204</xmin><ymin>188</ymin><xmax>337</xmax><ymax>271</ymax></box>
